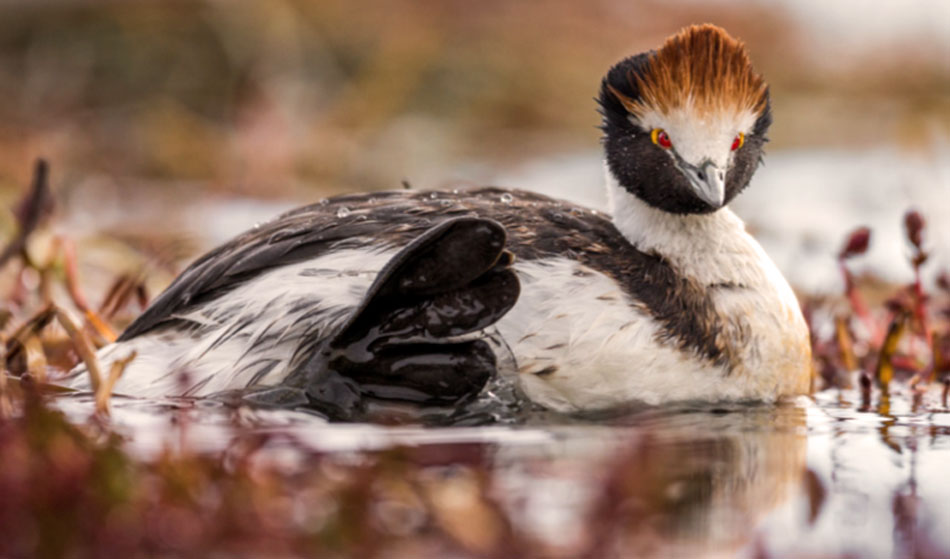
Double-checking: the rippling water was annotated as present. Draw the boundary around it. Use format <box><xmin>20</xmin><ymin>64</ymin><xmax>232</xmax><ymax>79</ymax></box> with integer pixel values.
<box><xmin>50</xmin><ymin>383</ymin><xmax>950</xmax><ymax>558</ymax></box>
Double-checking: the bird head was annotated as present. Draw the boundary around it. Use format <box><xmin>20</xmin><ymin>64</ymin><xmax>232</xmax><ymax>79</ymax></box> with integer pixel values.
<box><xmin>598</xmin><ymin>24</ymin><xmax>772</xmax><ymax>214</ymax></box>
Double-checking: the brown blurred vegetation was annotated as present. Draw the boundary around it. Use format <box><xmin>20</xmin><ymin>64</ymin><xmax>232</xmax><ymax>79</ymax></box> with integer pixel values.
<box><xmin>0</xmin><ymin>0</ymin><xmax>947</xmax><ymax>202</ymax></box>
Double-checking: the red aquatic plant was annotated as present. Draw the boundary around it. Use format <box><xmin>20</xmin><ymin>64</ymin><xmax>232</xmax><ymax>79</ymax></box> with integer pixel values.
<box><xmin>837</xmin><ymin>226</ymin><xmax>881</xmax><ymax>345</ymax></box>
<box><xmin>817</xmin><ymin>210</ymin><xmax>950</xmax><ymax>398</ymax></box>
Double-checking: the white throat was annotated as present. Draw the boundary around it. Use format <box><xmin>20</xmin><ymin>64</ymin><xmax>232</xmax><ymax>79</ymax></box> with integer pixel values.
<box><xmin>604</xmin><ymin>164</ymin><xmax>765</xmax><ymax>288</ymax></box>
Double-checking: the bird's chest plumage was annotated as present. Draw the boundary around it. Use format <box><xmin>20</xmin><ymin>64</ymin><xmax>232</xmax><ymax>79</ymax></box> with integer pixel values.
<box><xmin>493</xmin><ymin>243</ymin><xmax>810</xmax><ymax>412</ymax></box>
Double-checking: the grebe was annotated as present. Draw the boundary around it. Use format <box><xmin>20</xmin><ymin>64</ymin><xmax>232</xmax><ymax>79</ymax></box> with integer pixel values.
<box><xmin>67</xmin><ymin>24</ymin><xmax>812</xmax><ymax>417</ymax></box>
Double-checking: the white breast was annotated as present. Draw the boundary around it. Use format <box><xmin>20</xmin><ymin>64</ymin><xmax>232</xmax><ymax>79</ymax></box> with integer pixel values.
<box><xmin>497</xmin><ymin>257</ymin><xmax>721</xmax><ymax>410</ymax></box>
<box><xmin>494</xmin><ymin>253</ymin><xmax>809</xmax><ymax>412</ymax></box>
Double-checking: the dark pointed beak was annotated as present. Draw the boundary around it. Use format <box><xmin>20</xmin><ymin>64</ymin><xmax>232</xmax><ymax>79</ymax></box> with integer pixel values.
<box><xmin>683</xmin><ymin>160</ymin><xmax>726</xmax><ymax>210</ymax></box>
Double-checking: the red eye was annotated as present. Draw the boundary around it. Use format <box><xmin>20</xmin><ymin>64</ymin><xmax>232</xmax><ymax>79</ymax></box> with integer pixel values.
<box><xmin>651</xmin><ymin>129</ymin><xmax>672</xmax><ymax>149</ymax></box>
<box><xmin>731</xmin><ymin>132</ymin><xmax>745</xmax><ymax>151</ymax></box>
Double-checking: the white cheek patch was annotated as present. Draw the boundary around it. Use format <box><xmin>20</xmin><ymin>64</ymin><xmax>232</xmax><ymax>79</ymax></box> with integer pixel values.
<box><xmin>633</xmin><ymin>104</ymin><xmax>758</xmax><ymax>168</ymax></box>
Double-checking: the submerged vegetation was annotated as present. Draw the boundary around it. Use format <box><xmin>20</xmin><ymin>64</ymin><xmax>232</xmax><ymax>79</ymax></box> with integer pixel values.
<box><xmin>2</xmin><ymin>386</ymin><xmax>527</xmax><ymax>558</ymax></box>
<box><xmin>0</xmin><ymin>161</ymin><xmax>948</xmax><ymax>558</ymax></box>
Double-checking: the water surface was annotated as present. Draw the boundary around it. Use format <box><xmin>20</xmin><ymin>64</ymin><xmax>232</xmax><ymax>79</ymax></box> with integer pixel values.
<box><xmin>53</xmin><ymin>385</ymin><xmax>950</xmax><ymax>558</ymax></box>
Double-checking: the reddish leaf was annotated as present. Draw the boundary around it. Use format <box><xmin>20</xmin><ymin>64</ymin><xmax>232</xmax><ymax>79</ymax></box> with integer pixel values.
<box><xmin>904</xmin><ymin>210</ymin><xmax>925</xmax><ymax>249</ymax></box>
<box><xmin>839</xmin><ymin>227</ymin><xmax>871</xmax><ymax>259</ymax></box>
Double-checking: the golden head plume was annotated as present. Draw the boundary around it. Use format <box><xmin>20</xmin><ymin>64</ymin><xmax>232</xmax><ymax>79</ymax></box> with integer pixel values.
<box><xmin>611</xmin><ymin>24</ymin><xmax>768</xmax><ymax>119</ymax></box>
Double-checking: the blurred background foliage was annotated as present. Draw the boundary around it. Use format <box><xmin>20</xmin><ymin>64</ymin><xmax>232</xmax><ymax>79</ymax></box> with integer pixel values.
<box><xmin>0</xmin><ymin>0</ymin><xmax>947</xmax><ymax>198</ymax></box>
<box><xmin>0</xmin><ymin>0</ymin><xmax>947</xmax><ymax>301</ymax></box>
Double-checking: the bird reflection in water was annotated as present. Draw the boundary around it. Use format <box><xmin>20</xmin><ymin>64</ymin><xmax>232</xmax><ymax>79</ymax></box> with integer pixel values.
<box><xmin>489</xmin><ymin>403</ymin><xmax>808</xmax><ymax>557</ymax></box>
